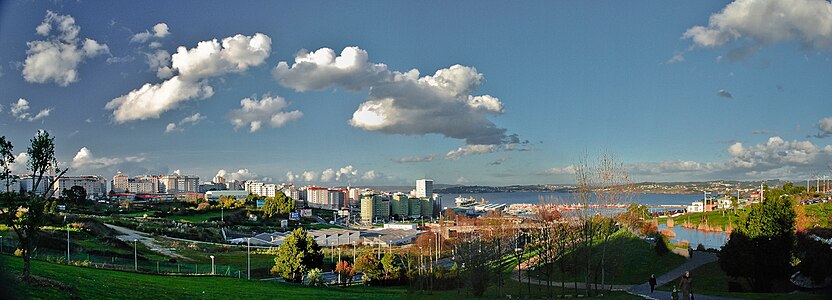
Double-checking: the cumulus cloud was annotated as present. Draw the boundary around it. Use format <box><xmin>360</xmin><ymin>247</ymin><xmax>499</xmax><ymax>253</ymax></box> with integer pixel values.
<box><xmin>228</xmin><ymin>95</ymin><xmax>303</xmax><ymax>132</ymax></box>
<box><xmin>728</xmin><ymin>136</ymin><xmax>824</xmax><ymax>168</ymax></box>
<box><xmin>816</xmin><ymin>117</ymin><xmax>832</xmax><ymax>138</ymax></box>
<box><xmin>393</xmin><ymin>155</ymin><xmax>435</xmax><ymax>163</ymax></box>
<box><xmin>273</xmin><ymin>46</ymin><xmax>391</xmax><ymax>92</ymax></box>
<box><xmin>336</xmin><ymin>165</ymin><xmax>358</xmax><ymax>181</ymax></box>
<box><xmin>131</xmin><ymin>23</ymin><xmax>170</xmax><ymax>43</ymax></box>
<box><xmin>445</xmin><ymin>144</ymin><xmax>499</xmax><ymax>160</ymax></box>
<box><xmin>9</xmin><ymin>153</ymin><xmax>29</xmax><ymax>172</ymax></box>
<box><xmin>717</xmin><ymin>89</ymin><xmax>733</xmax><ymax>98</ymax></box>
<box><xmin>214</xmin><ymin>168</ymin><xmax>257</xmax><ymax>181</ymax></box>
<box><xmin>23</xmin><ymin>11</ymin><xmax>109</xmax><ymax>86</ymax></box>
<box><xmin>542</xmin><ymin>165</ymin><xmax>577</xmax><ymax>175</ymax></box>
<box><xmin>145</xmin><ymin>50</ymin><xmax>173</xmax><ymax>79</ymax></box>
<box><xmin>165</xmin><ymin>112</ymin><xmax>206</xmax><ymax>133</ymax></box>
<box><xmin>10</xmin><ymin>98</ymin><xmax>51</xmax><ymax>122</ymax></box>
<box><xmin>106</xmin><ymin>33</ymin><xmax>271</xmax><ymax>123</ymax></box>
<box><xmin>362</xmin><ymin>170</ymin><xmax>379</xmax><ymax>181</ymax></box>
<box><xmin>274</xmin><ymin>46</ymin><xmax>515</xmax><ymax>148</ymax></box>
<box><xmin>302</xmin><ymin>171</ymin><xmax>318</xmax><ymax>182</ymax></box>
<box><xmin>320</xmin><ymin>168</ymin><xmax>336</xmax><ymax>182</ymax></box>
<box><xmin>666</xmin><ymin>52</ymin><xmax>685</xmax><ymax>64</ymax></box>
<box><xmin>71</xmin><ymin>147</ymin><xmax>145</xmax><ymax>170</ymax></box>
<box><xmin>684</xmin><ymin>0</ymin><xmax>832</xmax><ymax>58</ymax></box>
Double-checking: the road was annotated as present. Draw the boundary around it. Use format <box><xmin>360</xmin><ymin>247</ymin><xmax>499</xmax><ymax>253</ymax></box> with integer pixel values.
<box><xmin>104</xmin><ymin>223</ymin><xmax>190</xmax><ymax>261</ymax></box>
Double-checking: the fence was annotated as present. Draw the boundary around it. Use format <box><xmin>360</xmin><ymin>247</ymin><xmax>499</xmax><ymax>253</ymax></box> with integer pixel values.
<box><xmin>0</xmin><ymin>236</ymin><xmax>246</xmax><ymax>278</ymax></box>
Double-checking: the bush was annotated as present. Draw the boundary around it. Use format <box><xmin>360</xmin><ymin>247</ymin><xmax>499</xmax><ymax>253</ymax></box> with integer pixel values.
<box><xmin>14</xmin><ymin>249</ymin><xmax>23</xmax><ymax>257</ymax></box>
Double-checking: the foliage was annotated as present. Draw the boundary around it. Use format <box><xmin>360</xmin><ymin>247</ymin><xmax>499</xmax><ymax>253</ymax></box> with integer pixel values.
<box><xmin>307</xmin><ymin>268</ymin><xmax>324</xmax><ymax>286</ymax></box>
<box><xmin>0</xmin><ymin>131</ymin><xmax>68</xmax><ymax>281</ymax></box>
<box><xmin>217</xmin><ymin>196</ymin><xmax>245</xmax><ymax>209</ymax></box>
<box><xmin>262</xmin><ymin>191</ymin><xmax>296</xmax><ymax>219</ymax></box>
<box><xmin>718</xmin><ymin>192</ymin><xmax>796</xmax><ymax>292</ymax></box>
<box><xmin>796</xmin><ymin>231</ymin><xmax>832</xmax><ymax>283</ymax></box>
<box><xmin>381</xmin><ymin>252</ymin><xmax>401</xmax><ymax>280</ymax></box>
<box><xmin>0</xmin><ymin>136</ymin><xmax>15</xmax><ymax>193</ymax></box>
<box><xmin>271</xmin><ymin>228</ymin><xmax>323</xmax><ymax>283</ymax></box>
<box><xmin>62</xmin><ymin>186</ymin><xmax>87</xmax><ymax>206</ymax></box>
<box><xmin>334</xmin><ymin>260</ymin><xmax>355</xmax><ymax>284</ymax></box>
<box><xmin>456</xmin><ymin>235</ymin><xmax>494</xmax><ymax>297</ymax></box>
<box><xmin>654</xmin><ymin>233</ymin><xmax>670</xmax><ymax>256</ymax></box>
<box><xmin>355</xmin><ymin>253</ymin><xmax>383</xmax><ymax>282</ymax></box>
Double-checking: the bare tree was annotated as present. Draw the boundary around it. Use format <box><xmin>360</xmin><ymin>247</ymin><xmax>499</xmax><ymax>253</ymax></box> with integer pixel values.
<box><xmin>0</xmin><ymin>131</ymin><xmax>68</xmax><ymax>281</ymax></box>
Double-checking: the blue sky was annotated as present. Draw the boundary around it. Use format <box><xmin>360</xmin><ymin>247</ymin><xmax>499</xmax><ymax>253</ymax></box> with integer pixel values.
<box><xmin>1</xmin><ymin>0</ymin><xmax>831</xmax><ymax>186</ymax></box>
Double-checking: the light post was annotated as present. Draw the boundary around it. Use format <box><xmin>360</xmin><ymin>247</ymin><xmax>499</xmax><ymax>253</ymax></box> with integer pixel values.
<box><xmin>515</xmin><ymin>247</ymin><xmax>522</xmax><ymax>298</ymax></box>
<box><xmin>66</xmin><ymin>224</ymin><xmax>70</xmax><ymax>264</ymax></box>
<box><xmin>1</xmin><ymin>235</ymin><xmax>3</xmax><ymax>254</ymax></box>
<box><xmin>221</xmin><ymin>207</ymin><xmax>224</xmax><ymax>223</ymax></box>
<box><xmin>133</xmin><ymin>239</ymin><xmax>138</xmax><ymax>271</ymax></box>
<box><xmin>210</xmin><ymin>255</ymin><xmax>215</xmax><ymax>275</ymax></box>
<box><xmin>247</xmin><ymin>238</ymin><xmax>251</xmax><ymax>280</ymax></box>
<box><xmin>352</xmin><ymin>241</ymin><xmax>356</xmax><ymax>263</ymax></box>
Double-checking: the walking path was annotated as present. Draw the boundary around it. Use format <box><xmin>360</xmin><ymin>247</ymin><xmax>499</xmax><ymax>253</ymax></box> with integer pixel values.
<box><xmin>510</xmin><ymin>251</ymin><xmax>735</xmax><ymax>300</ymax></box>
<box><xmin>104</xmin><ymin>223</ymin><xmax>190</xmax><ymax>260</ymax></box>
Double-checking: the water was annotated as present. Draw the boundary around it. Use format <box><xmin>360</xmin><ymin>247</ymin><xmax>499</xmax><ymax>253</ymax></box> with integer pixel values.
<box><xmin>657</xmin><ymin>224</ymin><xmax>728</xmax><ymax>249</ymax></box>
<box><xmin>450</xmin><ymin>192</ymin><xmax>703</xmax><ymax>206</ymax></box>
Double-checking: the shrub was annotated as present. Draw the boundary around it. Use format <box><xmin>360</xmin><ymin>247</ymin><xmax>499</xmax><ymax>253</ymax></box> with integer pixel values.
<box><xmin>654</xmin><ymin>234</ymin><xmax>670</xmax><ymax>256</ymax></box>
<box><xmin>14</xmin><ymin>249</ymin><xmax>23</xmax><ymax>257</ymax></box>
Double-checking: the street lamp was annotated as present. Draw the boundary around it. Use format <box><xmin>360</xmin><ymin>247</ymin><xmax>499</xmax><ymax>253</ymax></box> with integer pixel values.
<box><xmin>210</xmin><ymin>255</ymin><xmax>215</xmax><ymax>275</ymax></box>
<box><xmin>67</xmin><ymin>223</ymin><xmax>71</xmax><ymax>264</ymax></box>
<box><xmin>133</xmin><ymin>239</ymin><xmax>138</xmax><ymax>271</ymax></box>
<box><xmin>247</xmin><ymin>238</ymin><xmax>251</xmax><ymax>280</ymax></box>
<box><xmin>0</xmin><ymin>235</ymin><xmax>3</xmax><ymax>254</ymax></box>
<box><xmin>515</xmin><ymin>247</ymin><xmax>522</xmax><ymax>298</ymax></box>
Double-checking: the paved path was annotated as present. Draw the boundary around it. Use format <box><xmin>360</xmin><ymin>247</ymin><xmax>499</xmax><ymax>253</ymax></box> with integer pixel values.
<box><xmin>104</xmin><ymin>223</ymin><xmax>190</xmax><ymax>261</ymax></box>
<box><xmin>627</xmin><ymin>252</ymin><xmax>735</xmax><ymax>300</ymax></box>
<box><xmin>510</xmin><ymin>251</ymin><xmax>735</xmax><ymax>300</ymax></box>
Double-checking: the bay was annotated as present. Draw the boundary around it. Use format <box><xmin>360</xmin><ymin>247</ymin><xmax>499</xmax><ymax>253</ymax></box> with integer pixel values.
<box><xmin>447</xmin><ymin>192</ymin><xmax>704</xmax><ymax>206</ymax></box>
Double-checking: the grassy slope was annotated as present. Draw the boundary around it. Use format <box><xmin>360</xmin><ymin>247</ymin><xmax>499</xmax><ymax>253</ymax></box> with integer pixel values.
<box><xmin>530</xmin><ymin>231</ymin><xmax>686</xmax><ymax>285</ymax></box>
<box><xmin>804</xmin><ymin>202</ymin><xmax>832</xmax><ymax>228</ymax></box>
<box><xmin>657</xmin><ymin>261</ymin><xmax>828</xmax><ymax>300</ymax></box>
<box><xmin>658</xmin><ymin>209</ymin><xmax>745</xmax><ymax>231</ymax></box>
<box><xmin>0</xmin><ymin>255</ymin><xmax>641</xmax><ymax>300</ymax></box>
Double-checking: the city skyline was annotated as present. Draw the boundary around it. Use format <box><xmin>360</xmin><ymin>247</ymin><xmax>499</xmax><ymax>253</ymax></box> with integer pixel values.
<box><xmin>1</xmin><ymin>0</ymin><xmax>832</xmax><ymax>186</ymax></box>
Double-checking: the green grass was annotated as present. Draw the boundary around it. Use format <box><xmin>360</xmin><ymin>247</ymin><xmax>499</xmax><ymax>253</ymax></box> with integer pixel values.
<box><xmin>657</xmin><ymin>261</ymin><xmax>828</xmax><ymax>300</ymax></box>
<box><xmin>804</xmin><ymin>202</ymin><xmax>832</xmax><ymax>228</ymax></box>
<box><xmin>117</xmin><ymin>211</ymin><xmax>159</xmax><ymax>218</ymax></box>
<box><xmin>165</xmin><ymin>210</ymin><xmax>236</xmax><ymax>223</ymax></box>
<box><xmin>0</xmin><ymin>255</ymin><xmax>640</xmax><ymax>299</ymax></box>
<box><xmin>658</xmin><ymin>209</ymin><xmax>746</xmax><ymax>231</ymax></box>
<box><xmin>529</xmin><ymin>231</ymin><xmax>686</xmax><ymax>285</ymax></box>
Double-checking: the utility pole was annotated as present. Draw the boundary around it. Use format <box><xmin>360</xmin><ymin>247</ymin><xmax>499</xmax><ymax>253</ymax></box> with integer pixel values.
<box><xmin>134</xmin><ymin>239</ymin><xmax>138</xmax><ymax>271</ymax></box>
<box><xmin>67</xmin><ymin>224</ymin><xmax>70</xmax><ymax>264</ymax></box>
<box><xmin>247</xmin><ymin>237</ymin><xmax>251</xmax><ymax>280</ymax></box>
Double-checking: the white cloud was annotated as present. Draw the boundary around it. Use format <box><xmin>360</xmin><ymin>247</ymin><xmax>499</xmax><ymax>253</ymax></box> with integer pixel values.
<box><xmin>727</xmin><ymin>136</ymin><xmax>822</xmax><ymax>168</ymax></box>
<box><xmin>542</xmin><ymin>165</ymin><xmax>577</xmax><ymax>175</ymax></box>
<box><xmin>394</xmin><ymin>155</ymin><xmax>435</xmax><ymax>163</ymax></box>
<box><xmin>274</xmin><ymin>46</ymin><xmax>513</xmax><ymax>146</ymax></box>
<box><xmin>23</xmin><ymin>11</ymin><xmax>109</xmax><ymax>86</ymax></box>
<box><xmin>228</xmin><ymin>95</ymin><xmax>303</xmax><ymax>132</ymax></box>
<box><xmin>71</xmin><ymin>147</ymin><xmax>145</xmax><ymax>170</ymax></box>
<box><xmin>666</xmin><ymin>52</ymin><xmax>685</xmax><ymax>64</ymax></box>
<box><xmin>285</xmin><ymin>171</ymin><xmax>298</xmax><ymax>182</ymax></box>
<box><xmin>273</xmin><ymin>46</ymin><xmax>391</xmax><ymax>92</ymax></box>
<box><xmin>9</xmin><ymin>153</ymin><xmax>29</xmax><ymax>172</ymax></box>
<box><xmin>214</xmin><ymin>168</ymin><xmax>257</xmax><ymax>181</ymax></box>
<box><xmin>362</xmin><ymin>170</ymin><xmax>379</xmax><ymax>181</ymax></box>
<box><xmin>10</xmin><ymin>98</ymin><xmax>51</xmax><ymax>122</ymax></box>
<box><xmin>321</xmin><ymin>168</ymin><xmax>336</xmax><ymax>182</ymax></box>
<box><xmin>336</xmin><ymin>165</ymin><xmax>358</xmax><ymax>181</ymax></box>
<box><xmin>684</xmin><ymin>0</ymin><xmax>832</xmax><ymax>56</ymax></box>
<box><xmin>165</xmin><ymin>113</ymin><xmax>206</xmax><ymax>134</ymax></box>
<box><xmin>302</xmin><ymin>171</ymin><xmax>318</xmax><ymax>182</ymax></box>
<box><xmin>145</xmin><ymin>50</ymin><xmax>172</xmax><ymax>79</ymax></box>
<box><xmin>164</xmin><ymin>123</ymin><xmax>179</xmax><ymax>133</ymax></box>
<box><xmin>350</xmin><ymin>64</ymin><xmax>508</xmax><ymax>145</ymax></box>
<box><xmin>106</xmin><ymin>33</ymin><xmax>271</xmax><ymax>123</ymax></box>
<box><xmin>445</xmin><ymin>144</ymin><xmax>498</xmax><ymax>160</ymax></box>
<box><xmin>817</xmin><ymin>117</ymin><xmax>832</xmax><ymax>138</ymax></box>
<box><xmin>131</xmin><ymin>23</ymin><xmax>170</xmax><ymax>43</ymax></box>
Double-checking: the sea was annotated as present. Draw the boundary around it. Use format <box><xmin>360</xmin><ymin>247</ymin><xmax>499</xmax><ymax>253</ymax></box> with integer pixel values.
<box><xmin>448</xmin><ymin>192</ymin><xmax>703</xmax><ymax>206</ymax></box>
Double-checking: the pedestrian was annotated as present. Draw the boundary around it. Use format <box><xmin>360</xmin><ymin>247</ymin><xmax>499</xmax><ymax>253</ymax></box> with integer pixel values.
<box><xmin>688</xmin><ymin>247</ymin><xmax>693</xmax><ymax>258</ymax></box>
<box><xmin>649</xmin><ymin>274</ymin><xmax>657</xmax><ymax>293</ymax></box>
<box><xmin>678</xmin><ymin>271</ymin><xmax>692</xmax><ymax>300</ymax></box>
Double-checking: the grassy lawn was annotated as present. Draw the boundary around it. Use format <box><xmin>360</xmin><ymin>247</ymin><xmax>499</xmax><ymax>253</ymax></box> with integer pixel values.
<box><xmin>804</xmin><ymin>202</ymin><xmax>832</xmax><ymax>228</ymax></box>
<box><xmin>0</xmin><ymin>255</ymin><xmax>641</xmax><ymax>299</ymax></box>
<box><xmin>117</xmin><ymin>211</ymin><xmax>159</xmax><ymax>218</ymax></box>
<box><xmin>657</xmin><ymin>262</ymin><xmax>828</xmax><ymax>300</ymax></box>
<box><xmin>165</xmin><ymin>210</ymin><xmax>238</xmax><ymax>223</ymax></box>
<box><xmin>529</xmin><ymin>231</ymin><xmax>686</xmax><ymax>285</ymax></box>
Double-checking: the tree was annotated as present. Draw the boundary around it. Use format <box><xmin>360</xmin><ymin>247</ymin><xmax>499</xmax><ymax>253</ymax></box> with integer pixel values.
<box><xmin>718</xmin><ymin>191</ymin><xmax>796</xmax><ymax>292</ymax></box>
<box><xmin>355</xmin><ymin>253</ymin><xmax>383</xmax><ymax>282</ymax></box>
<box><xmin>271</xmin><ymin>228</ymin><xmax>323</xmax><ymax>282</ymax></box>
<box><xmin>62</xmin><ymin>185</ymin><xmax>87</xmax><ymax>206</ymax></box>
<box><xmin>456</xmin><ymin>235</ymin><xmax>494</xmax><ymax>297</ymax></box>
<box><xmin>381</xmin><ymin>252</ymin><xmax>401</xmax><ymax>280</ymax></box>
<box><xmin>335</xmin><ymin>260</ymin><xmax>356</xmax><ymax>284</ymax></box>
<box><xmin>0</xmin><ymin>136</ymin><xmax>14</xmax><ymax>193</ymax></box>
<box><xmin>262</xmin><ymin>191</ymin><xmax>296</xmax><ymax>219</ymax></box>
<box><xmin>307</xmin><ymin>268</ymin><xmax>324</xmax><ymax>286</ymax></box>
<box><xmin>0</xmin><ymin>131</ymin><xmax>68</xmax><ymax>281</ymax></box>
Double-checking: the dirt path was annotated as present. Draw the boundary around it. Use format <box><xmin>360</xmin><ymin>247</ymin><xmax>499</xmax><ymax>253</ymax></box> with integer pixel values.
<box><xmin>104</xmin><ymin>223</ymin><xmax>190</xmax><ymax>261</ymax></box>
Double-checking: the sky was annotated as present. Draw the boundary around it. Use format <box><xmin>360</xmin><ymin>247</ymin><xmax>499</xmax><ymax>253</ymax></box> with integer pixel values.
<box><xmin>1</xmin><ymin>0</ymin><xmax>831</xmax><ymax>186</ymax></box>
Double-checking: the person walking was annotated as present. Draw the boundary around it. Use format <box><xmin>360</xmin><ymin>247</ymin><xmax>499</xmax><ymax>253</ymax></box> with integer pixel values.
<box><xmin>678</xmin><ymin>271</ymin><xmax>692</xmax><ymax>300</ymax></box>
<box><xmin>649</xmin><ymin>274</ymin><xmax>657</xmax><ymax>293</ymax></box>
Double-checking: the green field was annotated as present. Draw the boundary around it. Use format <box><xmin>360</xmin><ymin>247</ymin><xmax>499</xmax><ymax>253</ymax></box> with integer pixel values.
<box><xmin>658</xmin><ymin>209</ymin><xmax>745</xmax><ymax>231</ymax></box>
<box><xmin>0</xmin><ymin>255</ymin><xmax>641</xmax><ymax>299</ymax></box>
<box><xmin>804</xmin><ymin>202</ymin><xmax>832</xmax><ymax>228</ymax></box>
<box><xmin>529</xmin><ymin>231</ymin><xmax>686</xmax><ymax>285</ymax></box>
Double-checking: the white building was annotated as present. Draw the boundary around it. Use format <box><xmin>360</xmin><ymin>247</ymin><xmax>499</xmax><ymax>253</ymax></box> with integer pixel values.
<box><xmin>306</xmin><ymin>187</ymin><xmax>331</xmax><ymax>208</ymax></box>
<box><xmin>18</xmin><ymin>175</ymin><xmax>52</xmax><ymax>195</ymax></box>
<box><xmin>53</xmin><ymin>176</ymin><xmax>108</xmax><ymax>198</ymax></box>
<box><xmin>245</xmin><ymin>181</ymin><xmax>278</xmax><ymax>198</ymax></box>
<box><xmin>416</xmin><ymin>179</ymin><xmax>433</xmax><ymax>198</ymax></box>
<box><xmin>160</xmin><ymin>174</ymin><xmax>199</xmax><ymax>193</ymax></box>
